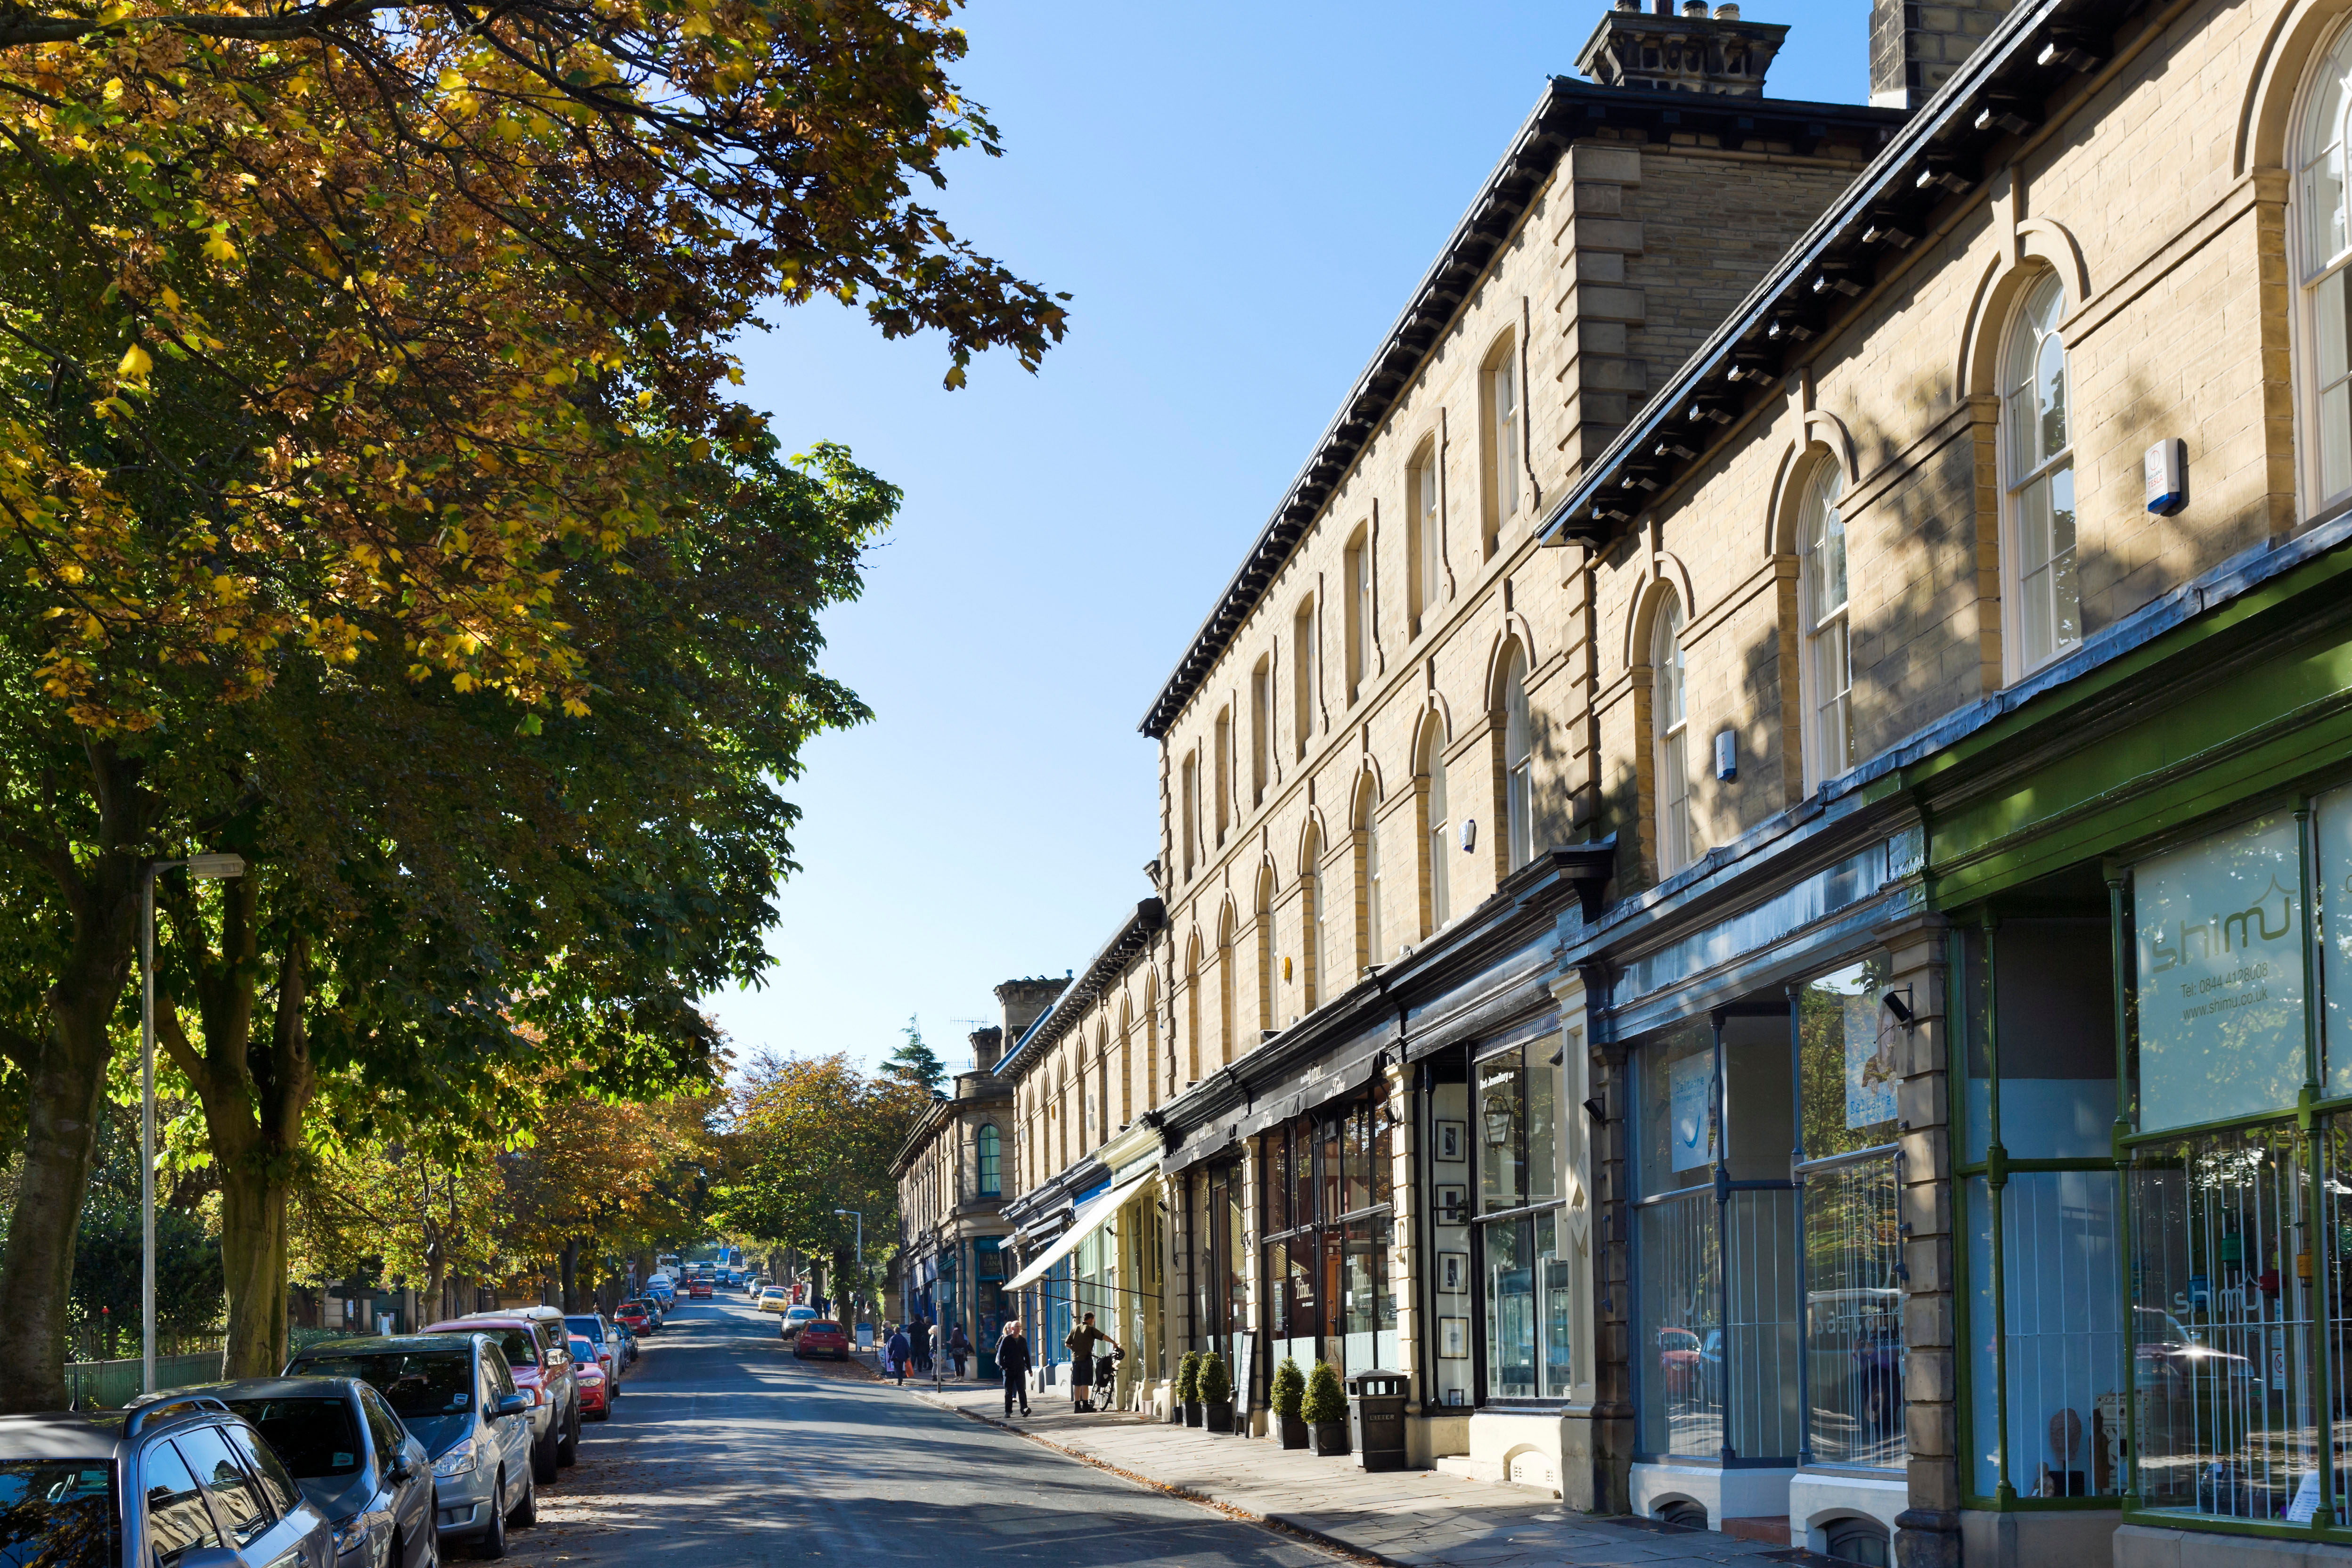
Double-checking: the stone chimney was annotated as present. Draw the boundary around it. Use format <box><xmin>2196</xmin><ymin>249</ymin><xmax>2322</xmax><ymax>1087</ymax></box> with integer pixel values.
<box><xmin>994</xmin><ymin>976</ymin><xmax>1069</xmax><ymax>1051</ymax></box>
<box><xmin>1576</xmin><ymin>0</ymin><xmax>1788</xmax><ymax>96</ymax></box>
<box><xmin>1869</xmin><ymin>0</ymin><xmax>2016</xmax><ymax>110</ymax></box>
<box><xmin>969</xmin><ymin>1026</ymin><xmax>1004</xmax><ymax>1075</ymax></box>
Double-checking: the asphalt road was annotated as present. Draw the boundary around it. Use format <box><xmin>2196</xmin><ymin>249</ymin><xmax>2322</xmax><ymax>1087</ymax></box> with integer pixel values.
<box><xmin>500</xmin><ymin>1292</ymin><xmax>1333</xmax><ymax>1567</ymax></box>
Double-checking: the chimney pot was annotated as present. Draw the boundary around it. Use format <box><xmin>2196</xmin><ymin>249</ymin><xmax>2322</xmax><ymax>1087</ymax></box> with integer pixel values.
<box><xmin>1714</xmin><ymin>1</ymin><xmax>1739</xmax><ymax>15</ymax></box>
<box><xmin>1681</xmin><ymin>0</ymin><xmax>1708</xmax><ymax>14</ymax></box>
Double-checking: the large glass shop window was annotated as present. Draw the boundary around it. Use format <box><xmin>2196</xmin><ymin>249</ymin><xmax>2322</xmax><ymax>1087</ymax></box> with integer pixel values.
<box><xmin>2117</xmin><ymin>798</ymin><xmax>2352</xmax><ymax>1530</ymax></box>
<box><xmin>1633</xmin><ymin>1008</ymin><xmax>1805</xmax><ymax>1460</ymax></box>
<box><xmin>1474</xmin><ymin>1038</ymin><xmax>1570</xmax><ymax>1401</ymax></box>
<box><xmin>1261</xmin><ymin>1094</ymin><xmax>1395</xmax><ymax>1388</ymax></box>
<box><xmin>1798</xmin><ymin>960</ymin><xmax>1905</xmax><ymax>1472</ymax></box>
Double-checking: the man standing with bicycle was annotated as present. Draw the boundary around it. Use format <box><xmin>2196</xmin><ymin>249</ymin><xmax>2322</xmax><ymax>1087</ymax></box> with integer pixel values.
<box><xmin>1063</xmin><ymin>1312</ymin><xmax>1120</xmax><ymax>1414</ymax></box>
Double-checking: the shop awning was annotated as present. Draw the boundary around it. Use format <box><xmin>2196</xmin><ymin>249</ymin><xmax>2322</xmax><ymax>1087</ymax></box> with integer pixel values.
<box><xmin>1003</xmin><ymin>1167</ymin><xmax>1152</xmax><ymax>1292</ymax></box>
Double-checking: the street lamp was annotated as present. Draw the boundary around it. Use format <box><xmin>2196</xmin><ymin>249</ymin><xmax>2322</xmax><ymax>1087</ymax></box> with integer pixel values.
<box><xmin>142</xmin><ymin>852</ymin><xmax>245</xmax><ymax>1394</ymax></box>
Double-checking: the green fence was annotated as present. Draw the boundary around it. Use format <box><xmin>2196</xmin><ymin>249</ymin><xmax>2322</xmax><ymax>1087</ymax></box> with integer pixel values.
<box><xmin>62</xmin><ymin>1350</ymin><xmax>225</xmax><ymax>1411</ymax></box>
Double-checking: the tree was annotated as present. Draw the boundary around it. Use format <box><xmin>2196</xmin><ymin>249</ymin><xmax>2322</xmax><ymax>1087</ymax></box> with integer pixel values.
<box><xmin>0</xmin><ymin>0</ymin><xmax>1064</xmax><ymax>1407</ymax></box>
<box><xmin>883</xmin><ymin>1017</ymin><xmax>948</xmax><ymax>1094</ymax></box>
<box><xmin>711</xmin><ymin>1053</ymin><xmax>928</xmax><ymax>1315</ymax></box>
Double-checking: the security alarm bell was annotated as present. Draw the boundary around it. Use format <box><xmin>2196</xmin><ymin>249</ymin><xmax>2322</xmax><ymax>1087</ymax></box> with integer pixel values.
<box><xmin>2145</xmin><ymin>439</ymin><xmax>2186</xmax><ymax>515</ymax></box>
<box><xmin>1714</xmin><ymin>729</ymin><xmax>1737</xmax><ymax>781</ymax></box>
<box><xmin>1460</xmin><ymin>818</ymin><xmax>1477</xmax><ymax>852</ymax></box>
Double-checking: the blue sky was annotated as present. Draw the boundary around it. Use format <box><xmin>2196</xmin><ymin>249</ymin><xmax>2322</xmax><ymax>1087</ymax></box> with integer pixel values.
<box><xmin>705</xmin><ymin>0</ymin><xmax>1878</xmax><ymax>1076</ymax></box>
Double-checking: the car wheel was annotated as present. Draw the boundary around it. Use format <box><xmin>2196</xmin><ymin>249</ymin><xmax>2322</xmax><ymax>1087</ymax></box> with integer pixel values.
<box><xmin>557</xmin><ymin>1402</ymin><xmax>580</xmax><ymax>1465</ymax></box>
<box><xmin>531</xmin><ymin>1423</ymin><xmax>559</xmax><ymax>1484</ymax></box>
<box><xmin>474</xmin><ymin>1475</ymin><xmax>508</xmax><ymax>1560</ymax></box>
<box><xmin>509</xmin><ymin>1467</ymin><xmax>537</xmax><ymax>1528</ymax></box>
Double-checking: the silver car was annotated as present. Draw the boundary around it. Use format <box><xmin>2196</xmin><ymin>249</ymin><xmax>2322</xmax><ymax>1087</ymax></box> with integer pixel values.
<box><xmin>0</xmin><ymin>1394</ymin><xmax>334</xmax><ymax>1568</ymax></box>
<box><xmin>284</xmin><ymin>1335</ymin><xmax>535</xmax><ymax>1559</ymax></box>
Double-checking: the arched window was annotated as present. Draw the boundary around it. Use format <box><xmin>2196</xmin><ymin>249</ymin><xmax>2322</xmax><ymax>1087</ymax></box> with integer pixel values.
<box><xmin>1409</xmin><ymin>444</ymin><xmax>1441</xmax><ymax>631</ymax></box>
<box><xmin>1218</xmin><ymin>911</ymin><xmax>1236</xmax><ymax>1066</ymax></box>
<box><xmin>1254</xmin><ymin>871</ymin><xmax>1274</xmax><ymax>1034</ymax></box>
<box><xmin>1651</xmin><ymin>592</ymin><xmax>1692</xmax><ymax>875</ymax></box>
<box><xmin>1800</xmin><ymin>461</ymin><xmax>1855</xmax><ymax>786</ymax></box>
<box><xmin>1501</xmin><ymin>644</ymin><xmax>1532</xmax><ymax>869</ymax></box>
<box><xmin>1360</xmin><ymin>784</ymin><xmax>1385</xmax><ymax>967</ymax></box>
<box><xmin>2299</xmin><ymin>27</ymin><xmax>2352</xmax><ymax>508</ymax></box>
<box><xmin>1181</xmin><ymin>751</ymin><xmax>1199</xmax><ymax>880</ymax></box>
<box><xmin>1214</xmin><ymin>706</ymin><xmax>1233</xmax><ymax>845</ymax></box>
<box><xmin>2002</xmin><ymin>274</ymin><xmax>2079</xmax><ymax>672</ymax></box>
<box><xmin>1301</xmin><ymin>826</ymin><xmax>1323</xmax><ymax>1012</ymax></box>
<box><xmin>978</xmin><ymin>1125</ymin><xmax>1001</xmax><ymax>1198</ymax></box>
<box><xmin>1292</xmin><ymin>597</ymin><xmax>1318</xmax><ymax>760</ymax></box>
<box><xmin>1422</xmin><ymin>721</ymin><xmax>1451</xmax><ymax>931</ymax></box>
<box><xmin>1184</xmin><ymin>942</ymin><xmax>1201</xmax><ymax>1085</ymax></box>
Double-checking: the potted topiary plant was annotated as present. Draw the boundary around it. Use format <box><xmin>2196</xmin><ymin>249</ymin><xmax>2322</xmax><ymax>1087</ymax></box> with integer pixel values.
<box><xmin>1198</xmin><ymin>1350</ymin><xmax>1233</xmax><ymax>1434</ymax></box>
<box><xmin>1270</xmin><ymin>1356</ymin><xmax>1308</xmax><ymax>1449</ymax></box>
<box><xmin>1177</xmin><ymin>1350</ymin><xmax>1204</xmax><ymax>1428</ymax></box>
<box><xmin>1303</xmin><ymin>1359</ymin><xmax>1349</xmax><ymax>1457</ymax></box>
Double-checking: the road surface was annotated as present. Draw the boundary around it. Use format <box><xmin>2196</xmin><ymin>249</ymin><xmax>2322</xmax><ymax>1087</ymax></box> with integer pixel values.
<box><xmin>502</xmin><ymin>1292</ymin><xmax>1334</xmax><ymax>1567</ymax></box>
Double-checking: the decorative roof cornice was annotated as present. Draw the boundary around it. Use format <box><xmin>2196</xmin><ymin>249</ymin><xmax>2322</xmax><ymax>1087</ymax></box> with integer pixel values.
<box><xmin>1138</xmin><ymin>76</ymin><xmax>1899</xmax><ymax>741</ymax></box>
<box><xmin>1537</xmin><ymin>0</ymin><xmax>2119</xmax><ymax>547</ymax></box>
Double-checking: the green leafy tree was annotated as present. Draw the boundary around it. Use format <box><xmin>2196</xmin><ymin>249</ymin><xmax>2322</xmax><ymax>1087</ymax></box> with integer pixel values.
<box><xmin>883</xmin><ymin>1018</ymin><xmax>949</xmax><ymax>1094</ymax></box>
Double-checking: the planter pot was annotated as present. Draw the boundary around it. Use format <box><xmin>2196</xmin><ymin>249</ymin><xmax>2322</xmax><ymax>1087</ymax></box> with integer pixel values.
<box><xmin>1183</xmin><ymin>1400</ymin><xmax>1203</xmax><ymax>1428</ymax></box>
<box><xmin>1205</xmin><ymin>1399</ymin><xmax>1234</xmax><ymax>1434</ymax></box>
<box><xmin>1308</xmin><ymin>1420</ymin><xmax>1350</xmax><ymax>1457</ymax></box>
<box><xmin>1277</xmin><ymin>1413</ymin><xmax>1309</xmax><ymax>1449</ymax></box>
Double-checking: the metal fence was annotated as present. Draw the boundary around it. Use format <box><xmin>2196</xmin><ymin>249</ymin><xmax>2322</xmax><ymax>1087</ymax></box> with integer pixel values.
<box><xmin>62</xmin><ymin>1350</ymin><xmax>225</xmax><ymax>1411</ymax></box>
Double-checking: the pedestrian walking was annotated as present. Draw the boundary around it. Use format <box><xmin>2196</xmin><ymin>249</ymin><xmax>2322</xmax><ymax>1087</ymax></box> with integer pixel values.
<box><xmin>926</xmin><ymin>1318</ymin><xmax>942</xmax><ymax>1379</ymax></box>
<box><xmin>948</xmin><ymin>1324</ymin><xmax>972</xmax><ymax>1380</ymax></box>
<box><xmin>997</xmin><ymin>1321</ymin><xmax>1033</xmax><ymax>1417</ymax></box>
<box><xmin>1062</xmin><ymin>1312</ymin><xmax>1120</xmax><ymax>1413</ymax></box>
<box><xmin>885</xmin><ymin>1323</ymin><xmax>911</xmax><ymax>1385</ymax></box>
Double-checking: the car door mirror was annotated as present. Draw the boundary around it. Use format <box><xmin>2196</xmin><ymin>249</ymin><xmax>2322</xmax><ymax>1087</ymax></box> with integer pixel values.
<box><xmin>175</xmin><ymin>1548</ymin><xmax>247</xmax><ymax>1568</ymax></box>
<box><xmin>496</xmin><ymin>1393</ymin><xmax>529</xmax><ymax>1418</ymax></box>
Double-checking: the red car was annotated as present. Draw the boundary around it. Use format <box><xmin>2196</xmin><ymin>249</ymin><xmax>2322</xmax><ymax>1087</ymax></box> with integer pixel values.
<box><xmin>570</xmin><ymin>1335</ymin><xmax>613</xmax><ymax>1418</ymax></box>
<box><xmin>616</xmin><ymin>1300</ymin><xmax>653</xmax><ymax>1333</ymax></box>
<box><xmin>689</xmin><ymin>1277</ymin><xmax>713</xmax><ymax>1299</ymax></box>
<box><xmin>794</xmin><ymin>1320</ymin><xmax>850</xmax><ymax>1360</ymax></box>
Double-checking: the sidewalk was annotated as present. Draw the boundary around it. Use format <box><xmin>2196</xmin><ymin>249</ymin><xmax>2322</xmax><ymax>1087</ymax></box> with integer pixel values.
<box><xmin>910</xmin><ymin>1380</ymin><xmax>1794</xmax><ymax>1568</ymax></box>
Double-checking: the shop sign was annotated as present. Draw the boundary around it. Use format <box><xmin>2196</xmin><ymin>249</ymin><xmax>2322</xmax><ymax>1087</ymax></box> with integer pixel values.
<box><xmin>2132</xmin><ymin>814</ymin><xmax>2305</xmax><ymax>1133</ymax></box>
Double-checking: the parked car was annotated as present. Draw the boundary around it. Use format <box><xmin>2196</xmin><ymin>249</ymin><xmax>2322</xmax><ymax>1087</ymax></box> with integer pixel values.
<box><xmin>688</xmin><ymin>1277</ymin><xmax>713</xmax><ymax>1300</ymax></box>
<box><xmin>757</xmin><ymin>1287</ymin><xmax>791</xmax><ymax>1315</ymax></box>
<box><xmin>610</xmin><ymin>1322</ymin><xmax>640</xmax><ymax>1364</ymax></box>
<box><xmin>173</xmin><ymin>1376</ymin><xmax>436</xmax><ymax>1568</ymax></box>
<box><xmin>614</xmin><ymin>1301</ymin><xmax>653</xmax><ymax>1336</ymax></box>
<box><xmin>566</xmin><ymin>1339</ymin><xmax>612</xmax><ymax>1421</ymax></box>
<box><xmin>792</xmin><ymin>1320</ymin><xmax>850</xmax><ymax>1361</ymax></box>
<box><xmin>424</xmin><ymin>1316</ymin><xmax>577</xmax><ymax>1482</ymax></box>
<box><xmin>562</xmin><ymin>1315</ymin><xmax>622</xmax><ymax>1382</ymax></box>
<box><xmin>282</xmin><ymin>1334</ymin><xmax>539</xmax><ymax>1561</ymax></box>
<box><xmin>778</xmin><ymin>1305</ymin><xmax>818</xmax><ymax>1342</ymax></box>
<box><xmin>0</xmin><ymin>1395</ymin><xmax>337</xmax><ymax>1568</ymax></box>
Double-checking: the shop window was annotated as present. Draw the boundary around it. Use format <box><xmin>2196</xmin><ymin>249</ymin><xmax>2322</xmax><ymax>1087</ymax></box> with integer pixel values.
<box><xmin>1261</xmin><ymin>1095</ymin><xmax>1395</xmax><ymax>1388</ymax></box>
<box><xmin>1474</xmin><ymin>1035</ymin><xmax>1569</xmax><ymax>1402</ymax></box>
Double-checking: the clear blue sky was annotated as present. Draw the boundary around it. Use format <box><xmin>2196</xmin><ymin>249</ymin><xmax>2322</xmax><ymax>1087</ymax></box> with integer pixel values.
<box><xmin>704</xmin><ymin>0</ymin><xmax>1878</xmax><ymax>1075</ymax></box>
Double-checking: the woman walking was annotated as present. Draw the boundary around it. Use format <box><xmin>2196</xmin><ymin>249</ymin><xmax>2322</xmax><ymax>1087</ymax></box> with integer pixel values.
<box><xmin>949</xmin><ymin>1323</ymin><xmax>972</xmax><ymax>1380</ymax></box>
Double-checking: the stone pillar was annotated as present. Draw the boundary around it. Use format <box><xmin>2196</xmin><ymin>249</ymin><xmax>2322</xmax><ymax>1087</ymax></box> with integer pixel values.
<box><xmin>1591</xmin><ymin>1014</ymin><xmax>1636</xmax><ymax>1517</ymax></box>
<box><xmin>1878</xmin><ymin>909</ymin><xmax>1960</xmax><ymax>1568</ymax></box>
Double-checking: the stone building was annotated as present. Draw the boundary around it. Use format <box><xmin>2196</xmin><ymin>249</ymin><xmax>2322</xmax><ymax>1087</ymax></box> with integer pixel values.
<box><xmin>1001</xmin><ymin>0</ymin><xmax>2352</xmax><ymax>1565</ymax></box>
<box><xmin>891</xmin><ymin>978</ymin><xmax>1062</xmax><ymax>1379</ymax></box>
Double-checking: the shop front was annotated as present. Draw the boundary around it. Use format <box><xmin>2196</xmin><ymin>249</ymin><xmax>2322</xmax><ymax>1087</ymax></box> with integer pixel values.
<box><xmin>1259</xmin><ymin>1086</ymin><xmax>1399</xmax><ymax>1392</ymax></box>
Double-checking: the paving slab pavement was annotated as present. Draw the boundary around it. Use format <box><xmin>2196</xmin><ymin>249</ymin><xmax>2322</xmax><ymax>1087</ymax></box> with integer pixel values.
<box><xmin>907</xmin><ymin>1380</ymin><xmax>1788</xmax><ymax>1568</ymax></box>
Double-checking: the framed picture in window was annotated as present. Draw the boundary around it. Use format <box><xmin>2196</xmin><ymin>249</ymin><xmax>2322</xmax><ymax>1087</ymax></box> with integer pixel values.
<box><xmin>1435</xmin><ymin>1184</ymin><xmax>1468</xmax><ymax>1224</ymax></box>
<box><xmin>1439</xmin><ymin>1316</ymin><xmax>1470</xmax><ymax>1360</ymax></box>
<box><xmin>1438</xmin><ymin>1251</ymin><xmax>1470</xmax><ymax>1294</ymax></box>
<box><xmin>1436</xmin><ymin>1119</ymin><xmax>1466</xmax><ymax>1163</ymax></box>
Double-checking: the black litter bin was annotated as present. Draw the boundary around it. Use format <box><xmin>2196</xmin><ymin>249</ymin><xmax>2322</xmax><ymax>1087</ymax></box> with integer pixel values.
<box><xmin>1347</xmin><ymin>1371</ymin><xmax>1409</xmax><ymax>1472</ymax></box>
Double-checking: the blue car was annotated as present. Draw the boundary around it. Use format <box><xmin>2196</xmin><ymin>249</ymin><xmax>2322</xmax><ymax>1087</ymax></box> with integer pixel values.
<box><xmin>182</xmin><ymin>1378</ymin><xmax>436</xmax><ymax>1568</ymax></box>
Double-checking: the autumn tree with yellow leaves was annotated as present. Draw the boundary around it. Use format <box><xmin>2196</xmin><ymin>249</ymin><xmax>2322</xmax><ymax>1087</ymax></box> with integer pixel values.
<box><xmin>0</xmin><ymin>0</ymin><xmax>1064</xmax><ymax>1408</ymax></box>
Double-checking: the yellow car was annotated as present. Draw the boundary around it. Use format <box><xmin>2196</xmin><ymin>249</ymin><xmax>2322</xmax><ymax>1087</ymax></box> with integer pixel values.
<box><xmin>758</xmin><ymin>1286</ymin><xmax>791</xmax><ymax>1313</ymax></box>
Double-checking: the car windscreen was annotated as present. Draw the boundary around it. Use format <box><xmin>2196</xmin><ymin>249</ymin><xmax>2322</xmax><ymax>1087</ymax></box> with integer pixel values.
<box><xmin>223</xmin><ymin>1397</ymin><xmax>364</xmax><ymax>1480</ymax></box>
<box><xmin>297</xmin><ymin>1351</ymin><xmax>477</xmax><ymax>1421</ymax></box>
<box><xmin>568</xmin><ymin>1339</ymin><xmax>598</xmax><ymax>1362</ymax></box>
<box><xmin>0</xmin><ymin>1458</ymin><xmax>117</xmax><ymax>1568</ymax></box>
<box><xmin>563</xmin><ymin>1318</ymin><xmax>602</xmax><ymax>1341</ymax></box>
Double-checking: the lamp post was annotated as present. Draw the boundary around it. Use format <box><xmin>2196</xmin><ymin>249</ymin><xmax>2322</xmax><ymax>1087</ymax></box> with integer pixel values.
<box><xmin>142</xmin><ymin>852</ymin><xmax>245</xmax><ymax>1395</ymax></box>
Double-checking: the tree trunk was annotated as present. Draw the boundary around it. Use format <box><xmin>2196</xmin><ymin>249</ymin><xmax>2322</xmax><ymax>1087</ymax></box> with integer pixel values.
<box><xmin>561</xmin><ymin>1241</ymin><xmax>580</xmax><ymax>1313</ymax></box>
<box><xmin>162</xmin><ymin>902</ymin><xmax>315</xmax><ymax>1380</ymax></box>
<box><xmin>0</xmin><ymin>744</ymin><xmax>149</xmax><ymax>1413</ymax></box>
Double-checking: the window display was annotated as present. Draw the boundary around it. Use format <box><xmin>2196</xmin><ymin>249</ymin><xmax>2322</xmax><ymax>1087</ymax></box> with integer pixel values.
<box><xmin>1473</xmin><ymin>1035</ymin><xmax>1570</xmax><ymax>1404</ymax></box>
<box><xmin>1259</xmin><ymin>1092</ymin><xmax>1394</xmax><ymax>1386</ymax></box>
